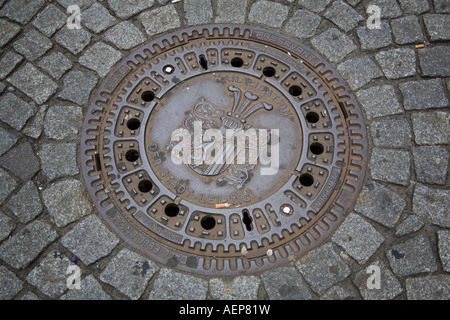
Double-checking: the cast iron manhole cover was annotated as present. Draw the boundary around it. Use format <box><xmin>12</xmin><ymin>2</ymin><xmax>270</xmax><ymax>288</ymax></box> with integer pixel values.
<box><xmin>81</xmin><ymin>24</ymin><xmax>368</xmax><ymax>276</ymax></box>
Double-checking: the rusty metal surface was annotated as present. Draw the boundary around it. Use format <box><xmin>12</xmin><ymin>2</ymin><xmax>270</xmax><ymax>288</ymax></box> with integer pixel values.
<box><xmin>80</xmin><ymin>24</ymin><xmax>369</xmax><ymax>276</ymax></box>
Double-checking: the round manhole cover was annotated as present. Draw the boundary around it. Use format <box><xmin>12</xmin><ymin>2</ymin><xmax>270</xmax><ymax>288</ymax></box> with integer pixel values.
<box><xmin>81</xmin><ymin>24</ymin><xmax>368</xmax><ymax>276</ymax></box>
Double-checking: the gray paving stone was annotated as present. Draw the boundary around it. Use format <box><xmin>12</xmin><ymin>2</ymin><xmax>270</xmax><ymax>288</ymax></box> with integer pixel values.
<box><xmin>61</xmin><ymin>214</ymin><xmax>119</xmax><ymax>265</ymax></box>
<box><xmin>55</xmin><ymin>27</ymin><xmax>91</xmax><ymax>55</ymax></box>
<box><xmin>215</xmin><ymin>0</ymin><xmax>248</xmax><ymax>24</ymax></box>
<box><xmin>58</xmin><ymin>70</ymin><xmax>97</xmax><ymax>105</ymax></box>
<box><xmin>284</xmin><ymin>9</ymin><xmax>321</xmax><ymax>39</ymax></box>
<box><xmin>413</xmin><ymin>146</ymin><xmax>449</xmax><ymax>185</ymax></box>
<box><xmin>355</xmin><ymin>180</ymin><xmax>406</xmax><ymax>228</ymax></box>
<box><xmin>44</xmin><ymin>105</ymin><xmax>82</xmax><ymax>140</ymax></box>
<box><xmin>411</xmin><ymin>111</ymin><xmax>450</xmax><ymax>145</ymax></box>
<box><xmin>105</xmin><ymin>22</ymin><xmax>146</xmax><ymax>50</ymax></box>
<box><xmin>0</xmin><ymin>141</ymin><xmax>40</xmax><ymax>182</ymax></box>
<box><xmin>0</xmin><ymin>265</ymin><xmax>23</xmax><ymax>299</ymax></box>
<box><xmin>0</xmin><ymin>92</ymin><xmax>35</xmax><ymax>131</ymax></box>
<box><xmin>0</xmin><ymin>220</ymin><xmax>57</xmax><ymax>269</ymax></box>
<box><xmin>375</xmin><ymin>48</ymin><xmax>416</xmax><ymax>79</ymax></box>
<box><xmin>38</xmin><ymin>52</ymin><xmax>73</xmax><ymax>80</ymax></box>
<box><xmin>418</xmin><ymin>46</ymin><xmax>450</xmax><ymax>77</ymax></box>
<box><xmin>424</xmin><ymin>14</ymin><xmax>450</xmax><ymax>41</ymax></box>
<box><xmin>0</xmin><ymin>167</ymin><xmax>17</xmax><ymax>202</ymax></box>
<box><xmin>79</xmin><ymin>42</ymin><xmax>122</xmax><ymax>78</ymax></box>
<box><xmin>42</xmin><ymin>179</ymin><xmax>92</xmax><ymax>227</ymax></box>
<box><xmin>107</xmin><ymin>0</ymin><xmax>155</xmax><ymax>19</ymax></box>
<box><xmin>7</xmin><ymin>181</ymin><xmax>42</xmax><ymax>224</ymax></box>
<box><xmin>391</xmin><ymin>15</ymin><xmax>424</xmax><ymax>45</ymax></box>
<box><xmin>406</xmin><ymin>275</ymin><xmax>450</xmax><ymax>300</ymax></box>
<box><xmin>295</xmin><ymin>243</ymin><xmax>351</xmax><ymax>295</ymax></box>
<box><xmin>365</xmin><ymin>0</ymin><xmax>402</xmax><ymax>18</ymax></box>
<box><xmin>437</xmin><ymin>230</ymin><xmax>450</xmax><ymax>272</ymax></box>
<box><xmin>7</xmin><ymin>63</ymin><xmax>58</xmax><ymax>105</ymax></box>
<box><xmin>26</xmin><ymin>251</ymin><xmax>71</xmax><ymax>298</ymax></box>
<box><xmin>23</xmin><ymin>104</ymin><xmax>48</xmax><ymax>139</ymax></box>
<box><xmin>395</xmin><ymin>215</ymin><xmax>424</xmax><ymax>237</ymax></box>
<box><xmin>20</xmin><ymin>292</ymin><xmax>40</xmax><ymax>300</ymax></box>
<box><xmin>433</xmin><ymin>0</ymin><xmax>450</xmax><ymax>13</ymax></box>
<box><xmin>56</xmin><ymin>0</ymin><xmax>95</xmax><ymax>10</ymax></box>
<box><xmin>148</xmin><ymin>268</ymin><xmax>208</xmax><ymax>300</ymax></box>
<box><xmin>413</xmin><ymin>184</ymin><xmax>450</xmax><ymax>228</ymax></box>
<box><xmin>31</xmin><ymin>4</ymin><xmax>66</xmax><ymax>37</ymax></box>
<box><xmin>140</xmin><ymin>5</ymin><xmax>181</xmax><ymax>36</ymax></box>
<box><xmin>353</xmin><ymin>260</ymin><xmax>403</xmax><ymax>300</ymax></box>
<box><xmin>311</xmin><ymin>28</ymin><xmax>356</xmax><ymax>63</ymax></box>
<box><xmin>209</xmin><ymin>275</ymin><xmax>261</xmax><ymax>300</ymax></box>
<box><xmin>370</xmin><ymin>148</ymin><xmax>410</xmax><ymax>186</ymax></box>
<box><xmin>184</xmin><ymin>0</ymin><xmax>213</xmax><ymax>26</ymax></box>
<box><xmin>0</xmin><ymin>0</ymin><xmax>44</xmax><ymax>25</ymax></box>
<box><xmin>370</xmin><ymin>119</ymin><xmax>411</xmax><ymax>148</ymax></box>
<box><xmin>400</xmin><ymin>79</ymin><xmax>448</xmax><ymax>111</ymax></box>
<box><xmin>387</xmin><ymin>235</ymin><xmax>438</xmax><ymax>277</ymax></box>
<box><xmin>39</xmin><ymin>143</ymin><xmax>79</xmax><ymax>181</ymax></box>
<box><xmin>0</xmin><ymin>51</ymin><xmax>23</xmax><ymax>80</ymax></box>
<box><xmin>324</xmin><ymin>0</ymin><xmax>364</xmax><ymax>32</ymax></box>
<box><xmin>298</xmin><ymin>0</ymin><xmax>332</xmax><ymax>13</ymax></box>
<box><xmin>60</xmin><ymin>275</ymin><xmax>111</xmax><ymax>300</ymax></box>
<box><xmin>0</xmin><ymin>19</ymin><xmax>21</xmax><ymax>47</ymax></box>
<box><xmin>248</xmin><ymin>0</ymin><xmax>289</xmax><ymax>28</ymax></box>
<box><xmin>321</xmin><ymin>285</ymin><xmax>359</xmax><ymax>300</ymax></box>
<box><xmin>0</xmin><ymin>210</ymin><xmax>15</xmax><ymax>242</ymax></box>
<box><xmin>332</xmin><ymin>213</ymin><xmax>385</xmax><ymax>264</ymax></box>
<box><xmin>82</xmin><ymin>2</ymin><xmax>117</xmax><ymax>34</ymax></box>
<box><xmin>13</xmin><ymin>30</ymin><xmax>52</xmax><ymax>62</ymax></box>
<box><xmin>0</xmin><ymin>127</ymin><xmax>18</xmax><ymax>156</ymax></box>
<box><xmin>261</xmin><ymin>264</ymin><xmax>312</xmax><ymax>300</ymax></box>
<box><xmin>100</xmin><ymin>248</ymin><xmax>157</xmax><ymax>300</ymax></box>
<box><xmin>337</xmin><ymin>57</ymin><xmax>383</xmax><ymax>90</ymax></box>
<box><xmin>356</xmin><ymin>21</ymin><xmax>393</xmax><ymax>51</ymax></box>
<box><xmin>398</xmin><ymin>0</ymin><xmax>430</xmax><ymax>14</ymax></box>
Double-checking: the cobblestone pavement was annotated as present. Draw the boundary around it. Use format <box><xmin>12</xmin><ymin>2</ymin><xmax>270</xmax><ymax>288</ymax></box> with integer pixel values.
<box><xmin>0</xmin><ymin>0</ymin><xmax>449</xmax><ymax>300</ymax></box>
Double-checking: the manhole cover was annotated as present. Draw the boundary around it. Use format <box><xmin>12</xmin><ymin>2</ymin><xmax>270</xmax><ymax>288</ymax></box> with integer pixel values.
<box><xmin>81</xmin><ymin>24</ymin><xmax>368</xmax><ymax>276</ymax></box>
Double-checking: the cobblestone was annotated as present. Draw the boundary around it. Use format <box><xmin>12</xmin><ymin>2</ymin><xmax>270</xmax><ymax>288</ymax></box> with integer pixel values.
<box><xmin>0</xmin><ymin>0</ymin><xmax>44</xmax><ymax>25</ymax></box>
<box><xmin>44</xmin><ymin>105</ymin><xmax>82</xmax><ymax>140</ymax></box>
<box><xmin>0</xmin><ymin>19</ymin><xmax>21</xmax><ymax>47</ymax></box>
<box><xmin>0</xmin><ymin>211</ymin><xmax>15</xmax><ymax>242</ymax></box>
<box><xmin>423</xmin><ymin>14</ymin><xmax>450</xmax><ymax>41</ymax></box>
<box><xmin>23</xmin><ymin>104</ymin><xmax>48</xmax><ymax>139</ymax></box>
<box><xmin>42</xmin><ymin>179</ymin><xmax>92</xmax><ymax>227</ymax></box>
<box><xmin>79</xmin><ymin>42</ymin><xmax>122</xmax><ymax>78</ymax></box>
<box><xmin>0</xmin><ymin>127</ymin><xmax>17</xmax><ymax>157</ymax></box>
<box><xmin>104</xmin><ymin>22</ymin><xmax>146</xmax><ymax>50</ymax></box>
<box><xmin>39</xmin><ymin>143</ymin><xmax>79</xmax><ymax>181</ymax></box>
<box><xmin>398</xmin><ymin>0</ymin><xmax>429</xmax><ymax>14</ymax></box>
<box><xmin>38</xmin><ymin>52</ymin><xmax>73</xmax><ymax>80</ymax></box>
<box><xmin>311</xmin><ymin>28</ymin><xmax>356</xmax><ymax>63</ymax></box>
<box><xmin>370</xmin><ymin>148</ymin><xmax>410</xmax><ymax>186</ymax></box>
<box><xmin>0</xmin><ymin>92</ymin><xmax>35</xmax><ymax>131</ymax></box>
<box><xmin>60</xmin><ymin>275</ymin><xmax>111</xmax><ymax>300</ymax></box>
<box><xmin>391</xmin><ymin>15</ymin><xmax>424</xmax><ymax>45</ymax></box>
<box><xmin>411</xmin><ymin>111</ymin><xmax>450</xmax><ymax>145</ymax></box>
<box><xmin>215</xmin><ymin>0</ymin><xmax>248</xmax><ymax>24</ymax></box>
<box><xmin>148</xmin><ymin>268</ymin><xmax>208</xmax><ymax>300</ymax></box>
<box><xmin>248</xmin><ymin>0</ymin><xmax>289</xmax><ymax>28</ymax></box>
<box><xmin>0</xmin><ymin>141</ymin><xmax>40</xmax><ymax>182</ymax></box>
<box><xmin>406</xmin><ymin>275</ymin><xmax>450</xmax><ymax>300</ymax></box>
<box><xmin>0</xmin><ymin>51</ymin><xmax>23</xmax><ymax>80</ymax></box>
<box><xmin>140</xmin><ymin>5</ymin><xmax>181</xmax><ymax>36</ymax></box>
<box><xmin>82</xmin><ymin>2</ymin><xmax>117</xmax><ymax>34</ymax></box>
<box><xmin>61</xmin><ymin>214</ymin><xmax>118</xmax><ymax>265</ymax></box>
<box><xmin>332</xmin><ymin>213</ymin><xmax>385</xmax><ymax>264</ymax></box>
<box><xmin>107</xmin><ymin>0</ymin><xmax>155</xmax><ymax>19</ymax></box>
<box><xmin>387</xmin><ymin>234</ymin><xmax>438</xmax><ymax>277</ymax></box>
<box><xmin>375</xmin><ymin>48</ymin><xmax>416</xmax><ymax>79</ymax></box>
<box><xmin>55</xmin><ymin>27</ymin><xmax>91</xmax><ymax>55</ymax></box>
<box><xmin>0</xmin><ymin>167</ymin><xmax>17</xmax><ymax>202</ymax></box>
<box><xmin>209</xmin><ymin>276</ymin><xmax>261</xmax><ymax>300</ymax></box>
<box><xmin>367</xmin><ymin>86</ymin><xmax>393</xmax><ymax>111</ymax></box>
<box><xmin>184</xmin><ymin>0</ymin><xmax>213</xmax><ymax>25</ymax></box>
<box><xmin>437</xmin><ymin>230</ymin><xmax>450</xmax><ymax>272</ymax></box>
<box><xmin>324</xmin><ymin>0</ymin><xmax>363</xmax><ymax>32</ymax></box>
<box><xmin>395</xmin><ymin>215</ymin><xmax>424</xmax><ymax>237</ymax></box>
<box><xmin>58</xmin><ymin>70</ymin><xmax>97</xmax><ymax>105</ymax></box>
<box><xmin>338</xmin><ymin>57</ymin><xmax>383</xmax><ymax>90</ymax></box>
<box><xmin>298</xmin><ymin>0</ymin><xmax>332</xmax><ymax>13</ymax></box>
<box><xmin>100</xmin><ymin>248</ymin><xmax>158</xmax><ymax>300</ymax></box>
<box><xmin>418</xmin><ymin>46</ymin><xmax>450</xmax><ymax>77</ymax></box>
<box><xmin>369</xmin><ymin>119</ymin><xmax>411</xmax><ymax>148</ymax></box>
<box><xmin>413</xmin><ymin>146</ymin><xmax>449</xmax><ymax>185</ymax></box>
<box><xmin>365</xmin><ymin>0</ymin><xmax>402</xmax><ymax>18</ymax></box>
<box><xmin>400</xmin><ymin>79</ymin><xmax>448</xmax><ymax>110</ymax></box>
<box><xmin>284</xmin><ymin>9</ymin><xmax>321</xmax><ymax>39</ymax></box>
<box><xmin>31</xmin><ymin>3</ymin><xmax>66</xmax><ymax>37</ymax></box>
<box><xmin>6</xmin><ymin>181</ymin><xmax>42</xmax><ymax>224</ymax></box>
<box><xmin>261</xmin><ymin>265</ymin><xmax>312</xmax><ymax>300</ymax></box>
<box><xmin>356</xmin><ymin>21</ymin><xmax>393</xmax><ymax>51</ymax></box>
<box><xmin>413</xmin><ymin>184</ymin><xmax>450</xmax><ymax>228</ymax></box>
<box><xmin>0</xmin><ymin>266</ymin><xmax>23</xmax><ymax>299</ymax></box>
<box><xmin>295</xmin><ymin>243</ymin><xmax>351</xmax><ymax>295</ymax></box>
<box><xmin>0</xmin><ymin>220</ymin><xmax>57</xmax><ymax>270</ymax></box>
